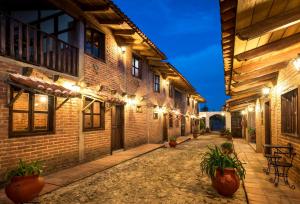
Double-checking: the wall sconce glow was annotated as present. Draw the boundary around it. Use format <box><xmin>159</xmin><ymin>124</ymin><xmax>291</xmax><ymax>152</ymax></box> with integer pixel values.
<box><xmin>120</xmin><ymin>46</ymin><xmax>126</xmax><ymax>54</ymax></box>
<box><xmin>221</xmin><ymin>112</ymin><xmax>225</xmax><ymax>116</ymax></box>
<box><xmin>39</xmin><ymin>95</ymin><xmax>48</xmax><ymax>103</ymax></box>
<box><xmin>157</xmin><ymin>106</ymin><xmax>166</xmax><ymax>114</ymax></box>
<box><xmin>262</xmin><ymin>87</ymin><xmax>270</xmax><ymax>96</ymax></box>
<box><xmin>63</xmin><ymin>82</ymin><xmax>81</xmax><ymax>92</ymax></box>
<box><xmin>241</xmin><ymin>110</ymin><xmax>246</xmax><ymax>115</ymax></box>
<box><xmin>248</xmin><ymin>105</ymin><xmax>254</xmax><ymax>112</ymax></box>
<box><xmin>126</xmin><ymin>98</ymin><xmax>137</xmax><ymax>106</ymax></box>
<box><xmin>292</xmin><ymin>54</ymin><xmax>300</xmax><ymax>71</ymax></box>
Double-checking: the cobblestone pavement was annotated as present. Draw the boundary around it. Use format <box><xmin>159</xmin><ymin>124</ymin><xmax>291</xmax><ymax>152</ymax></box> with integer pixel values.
<box><xmin>40</xmin><ymin>135</ymin><xmax>247</xmax><ymax>204</ymax></box>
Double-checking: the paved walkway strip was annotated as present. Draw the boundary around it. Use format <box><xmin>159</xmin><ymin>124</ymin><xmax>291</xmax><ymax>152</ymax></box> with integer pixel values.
<box><xmin>0</xmin><ymin>136</ymin><xmax>192</xmax><ymax>204</ymax></box>
<box><xmin>234</xmin><ymin>139</ymin><xmax>300</xmax><ymax>204</ymax></box>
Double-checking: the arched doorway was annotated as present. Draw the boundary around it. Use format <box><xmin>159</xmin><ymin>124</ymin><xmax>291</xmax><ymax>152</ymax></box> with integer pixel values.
<box><xmin>209</xmin><ymin>114</ymin><xmax>225</xmax><ymax>131</ymax></box>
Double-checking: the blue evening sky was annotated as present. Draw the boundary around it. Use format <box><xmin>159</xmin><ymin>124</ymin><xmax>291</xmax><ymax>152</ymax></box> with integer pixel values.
<box><xmin>114</xmin><ymin>0</ymin><xmax>228</xmax><ymax>111</ymax></box>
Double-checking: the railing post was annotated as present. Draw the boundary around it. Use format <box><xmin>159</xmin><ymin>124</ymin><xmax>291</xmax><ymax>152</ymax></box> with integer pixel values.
<box><xmin>9</xmin><ymin>19</ymin><xmax>14</xmax><ymax>57</ymax></box>
<box><xmin>39</xmin><ymin>32</ymin><xmax>44</xmax><ymax>66</ymax></box>
<box><xmin>18</xmin><ymin>23</ymin><xmax>22</xmax><ymax>60</ymax></box>
<box><xmin>0</xmin><ymin>15</ymin><xmax>6</xmax><ymax>54</ymax></box>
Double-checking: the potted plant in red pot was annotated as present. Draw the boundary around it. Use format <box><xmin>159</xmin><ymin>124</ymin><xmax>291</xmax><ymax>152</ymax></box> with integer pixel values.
<box><xmin>5</xmin><ymin>159</ymin><xmax>45</xmax><ymax>204</ymax></box>
<box><xmin>169</xmin><ymin>136</ymin><xmax>177</xmax><ymax>148</ymax></box>
<box><xmin>200</xmin><ymin>146</ymin><xmax>245</xmax><ymax>197</ymax></box>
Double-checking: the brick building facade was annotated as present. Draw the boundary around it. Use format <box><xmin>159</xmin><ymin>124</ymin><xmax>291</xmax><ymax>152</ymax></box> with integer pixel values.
<box><xmin>0</xmin><ymin>0</ymin><xmax>204</xmax><ymax>182</ymax></box>
<box><xmin>220</xmin><ymin>0</ymin><xmax>300</xmax><ymax>183</ymax></box>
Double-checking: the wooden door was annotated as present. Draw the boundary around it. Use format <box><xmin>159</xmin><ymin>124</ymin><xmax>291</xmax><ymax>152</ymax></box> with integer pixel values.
<box><xmin>265</xmin><ymin>102</ymin><xmax>271</xmax><ymax>151</ymax></box>
<box><xmin>231</xmin><ymin>111</ymin><xmax>242</xmax><ymax>138</ymax></box>
<box><xmin>181</xmin><ymin>115</ymin><xmax>186</xmax><ymax>136</ymax></box>
<box><xmin>163</xmin><ymin>114</ymin><xmax>168</xmax><ymax>141</ymax></box>
<box><xmin>111</xmin><ymin>105</ymin><xmax>124</xmax><ymax>151</ymax></box>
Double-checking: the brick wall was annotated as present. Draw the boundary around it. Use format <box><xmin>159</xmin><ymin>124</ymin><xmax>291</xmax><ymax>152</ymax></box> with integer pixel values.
<box><xmin>0</xmin><ymin>61</ymin><xmax>80</xmax><ymax>180</ymax></box>
<box><xmin>270</xmin><ymin>63</ymin><xmax>300</xmax><ymax>183</ymax></box>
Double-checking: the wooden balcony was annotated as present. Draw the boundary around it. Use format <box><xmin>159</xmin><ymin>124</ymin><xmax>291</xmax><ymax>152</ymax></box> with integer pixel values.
<box><xmin>0</xmin><ymin>14</ymin><xmax>78</xmax><ymax>77</ymax></box>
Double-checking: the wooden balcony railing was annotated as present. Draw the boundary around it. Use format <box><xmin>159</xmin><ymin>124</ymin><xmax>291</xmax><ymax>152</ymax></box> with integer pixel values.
<box><xmin>0</xmin><ymin>14</ymin><xmax>78</xmax><ymax>77</ymax></box>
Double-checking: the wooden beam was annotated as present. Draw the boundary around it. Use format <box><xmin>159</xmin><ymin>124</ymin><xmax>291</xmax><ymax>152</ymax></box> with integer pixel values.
<box><xmin>221</xmin><ymin>8</ymin><xmax>236</xmax><ymax>22</ymax></box>
<box><xmin>232</xmin><ymin>79</ymin><xmax>275</xmax><ymax>92</ymax></box>
<box><xmin>222</xmin><ymin>28</ymin><xmax>235</xmax><ymax>38</ymax></box>
<box><xmin>98</xmin><ymin>18</ymin><xmax>124</xmax><ymax>25</ymax></box>
<box><xmin>235</xmin><ymin>32</ymin><xmax>300</xmax><ymax>61</ymax></box>
<box><xmin>49</xmin><ymin>0</ymin><xmax>104</xmax><ymax>33</ymax></box>
<box><xmin>234</xmin><ymin>45</ymin><xmax>300</xmax><ymax>73</ymax></box>
<box><xmin>233</xmin><ymin>72</ymin><xmax>277</xmax><ymax>88</ymax></box>
<box><xmin>229</xmin><ymin>95</ymin><xmax>258</xmax><ymax>107</ymax></box>
<box><xmin>233</xmin><ymin>61</ymin><xmax>288</xmax><ymax>81</ymax></box>
<box><xmin>229</xmin><ymin>102</ymin><xmax>255</xmax><ymax>112</ymax></box>
<box><xmin>220</xmin><ymin>0</ymin><xmax>236</xmax><ymax>13</ymax></box>
<box><xmin>231</xmin><ymin>84</ymin><xmax>266</xmax><ymax>96</ymax></box>
<box><xmin>228</xmin><ymin>92</ymin><xmax>260</xmax><ymax>103</ymax></box>
<box><xmin>237</xmin><ymin>6</ymin><xmax>300</xmax><ymax>40</ymax></box>
<box><xmin>222</xmin><ymin>18</ymin><xmax>235</xmax><ymax>30</ymax></box>
<box><xmin>140</xmin><ymin>51</ymin><xmax>155</xmax><ymax>57</ymax></box>
<box><xmin>113</xmin><ymin>29</ymin><xmax>135</xmax><ymax>36</ymax></box>
<box><xmin>146</xmin><ymin>56</ymin><xmax>162</xmax><ymax>60</ymax></box>
<box><xmin>82</xmin><ymin>5</ymin><xmax>110</xmax><ymax>14</ymax></box>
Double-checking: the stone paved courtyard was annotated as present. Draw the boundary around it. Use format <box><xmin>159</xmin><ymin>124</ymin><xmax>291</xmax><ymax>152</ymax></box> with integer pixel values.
<box><xmin>40</xmin><ymin>135</ymin><xmax>247</xmax><ymax>204</ymax></box>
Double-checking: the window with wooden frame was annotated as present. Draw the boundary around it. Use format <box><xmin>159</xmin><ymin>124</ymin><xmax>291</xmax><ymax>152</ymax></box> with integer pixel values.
<box><xmin>281</xmin><ymin>88</ymin><xmax>299</xmax><ymax>136</ymax></box>
<box><xmin>132</xmin><ymin>55</ymin><xmax>142</xmax><ymax>78</ymax></box>
<box><xmin>169</xmin><ymin>83</ymin><xmax>174</xmax><ymax>98</ymax></box>
<box><xmin>85</xmin><ymin>27</ymin><xmax>105</xmax><ymax>60</ymax></box>
<box><xmin>9</xmin><ymin>87</ymin><xmax>55</xmax><ymax>137</ymax></box>
<box><xmin>169</xmin><ymin>114</ymin><xmax>173</xmax><ymax>128</ymax></box>
<box><xmin>154</xmin><ymin>74</ymin><xmax>160</xmax><ymax>93</ymax></box>
<box><xmin>187</xmin><ymin>96</ymin><xmax>190</xmax><ymax>106</ymax></box>
<box><xmin>83</xmin><ymin>98</ymin><xmax>105</xmax><ymax>131</ymax></box>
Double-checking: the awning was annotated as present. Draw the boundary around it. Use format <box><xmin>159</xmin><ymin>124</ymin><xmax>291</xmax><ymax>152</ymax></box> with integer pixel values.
<box><xmin>7</xmin><ymin>73</ymin><xmax>81</xmax><ymax>98</ymax></box>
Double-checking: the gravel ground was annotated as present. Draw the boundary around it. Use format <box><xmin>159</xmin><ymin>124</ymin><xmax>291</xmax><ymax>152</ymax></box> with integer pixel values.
<box><xmin>40</xmin><ymin>135</ymin><xmax>247</xmax><ymax>204</ymax></box>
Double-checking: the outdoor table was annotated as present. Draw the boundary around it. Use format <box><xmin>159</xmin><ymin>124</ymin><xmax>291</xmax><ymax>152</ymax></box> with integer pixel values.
<box><xmin>263</xmin><ymin>144</ymin><xmax>295</xmax><ymax>189</ymax></box>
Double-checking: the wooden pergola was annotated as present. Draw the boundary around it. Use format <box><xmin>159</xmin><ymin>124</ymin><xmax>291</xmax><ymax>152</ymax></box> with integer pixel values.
<box><xmin>220</xmin><ymin>0</ymin><xmax>300</xmax><ymax>111</ymax></box>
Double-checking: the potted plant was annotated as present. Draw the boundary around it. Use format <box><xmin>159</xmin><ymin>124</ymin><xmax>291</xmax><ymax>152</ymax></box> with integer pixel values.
<box><xmin>200</xmin><ymin>146</ymin><xmax>245</xmax><ymax>197</ymax></box>
<box><xmin>169</xmin><ymin>136</ymin><xmax>177</xmax><ymax>148</ymax></box>
<box><xmin>5</xmin><ymin>159</ymin><xmax>45</xmax><ymax>204</ymax></box>
<box><xmin>248</xmin><ymin>127</ymin><xmax>256</xmax><ymax>143</ymax></box>
<box><xmin>193</xmin><ymin>126</ymin><xmax>200</xmax><ymax>139</ymax></box>
<box><xmin>220</xmin><ymin>142</ymin><xmax>234</xmax><ymax>155</ymax></box>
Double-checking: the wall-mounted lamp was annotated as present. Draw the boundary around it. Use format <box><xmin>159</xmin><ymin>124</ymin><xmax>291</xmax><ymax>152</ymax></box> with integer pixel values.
<box><xmin>248</xmin><ymin>105</ymin><xmax>254</xmax><ymax>112</ymax></box>
<box><xmin>120</xmin><ymin>46</ymin><xmax>126</xmax><ymax>54</ymax></box>
<box><xmin>292</xmin><ymin>54</ymin><xmax>300</xmax><ymax>71</ymax></box>
<box><xmin>241</xmin><ymin>110</ymin><xmax>246</xmax><ymax>115</ymax></box>
<box><xmin>221</xmin><ymin>112</ymin><xmax>225</xmax><ymax>116</ymax></box>
<box><xmin>63</xmin><ymin>82</ymin><xmax>81</xmax><ymax>92</ymax></box>
<box><xmin>262</xmin><ymin>87</ymin><xmax>270</xmax><ymax>96</ymax></box>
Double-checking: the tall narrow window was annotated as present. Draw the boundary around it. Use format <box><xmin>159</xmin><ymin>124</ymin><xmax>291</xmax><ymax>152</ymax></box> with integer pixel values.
<box><xmin>169</xmin><ymin>83</ymin><xmax>174</xmax><ymax>98</ymax></box>
<box><xmin>85</xmin><ymin>28</ymin><xmax>105</xmax><ymax>60</ymax></box>
<box><xmin>187</xmin><ymin>96</ymin><xmax>190</xmax><ymax>106</ymax></box>
<box><xmin>83</xmin><ymin>98</ymin><xmax>105</xmax><ymax>131</ymax></box>
<box><xmin>10</xmin><ymin>87</ymin><xmax>54</xmax><ymax>137</ymax></box>
<box><xmin>154</xmin><ymin>74</ymin><xmax>160</xmax><ymax>93</ymax></box>
<box><xmin>169</xmin><ymin>114</ymin><xmax>173</xmax><ymax>128</ymax></box>
<box><xmin>281</xmin><ymin>88</ymin><xmax>299</xmax><ymax>136</ymax></box>
<box><xmin>132</xmin><ymin>56</ymin><xmax>141</xmax><ymax>78</ymax></box>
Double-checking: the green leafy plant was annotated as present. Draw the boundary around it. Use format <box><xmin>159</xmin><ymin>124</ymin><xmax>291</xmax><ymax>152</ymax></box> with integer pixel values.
<box><xmin>248</xmin><ymin>127</ymin><xmax>256</xmax><ymax>135</ymax></box>
<box><xmin>200</xmin><ymin>146</ymin><xmax>245</xmax><ymax>180</ymax></box>
<box><xmin>169</xmin><ymin>136</ymin><xmax>177</xmax><ymax>142</ymax></box>
<box><xmin>5</xmin><ymin>159</ymin><xmax>43</xmax><ymax>182</ymax></box>
<box><xmin>200</xmin><ymin>119</ymin><xmax>205</xmax><ymax>130</ymax></box>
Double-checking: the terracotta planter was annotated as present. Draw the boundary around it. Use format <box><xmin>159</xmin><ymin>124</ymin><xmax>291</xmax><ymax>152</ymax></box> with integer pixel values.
<box><xmin>5</xmin><ymin>175</ymin><xmax>45</xmax><ymax>204</ymax></box>
<box><xmin>212</xmin><ymin>168</ymin><xmax>240</xmax><ymax>197</ymax></box>
<box><xmin>169</xmin><ymin>141</ymin><xmax>177</xmax><ymax>148</ymax></box>
<box><xmin>193</xmin><ymin>133</ymin><xmax>198</xmax><ymax>139</ymax></box>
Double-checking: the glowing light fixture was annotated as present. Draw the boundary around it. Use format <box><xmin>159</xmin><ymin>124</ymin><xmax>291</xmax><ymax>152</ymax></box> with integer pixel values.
<box><xmin>248</xmin><ymin>105</ymin><xmax>254</xmax><ymax>112</ymax></box>
<box><xmin>241</xmin><ymin>110</ymin><xmax>246</xmax><ymax>115</ymax></box>
<box><xmin>120</xmin><ymin>46</ymin><xmax>126</xmax><ymax>53</ymax></box>
<box><xmin>262</xmin><ymin>87</ymin><xmax>270</xmax><ymax>96</ymax></box>
<box><xmin>126</xmin><ymin>98</ymin><xmax>137</xmax><ymax>106</ymax></box>
<box><xmin>39</xmin><ymin>95</ymin><xmax>48</xmax><ymax>103</ymax></box>
<box><xmin>292</xmin><ymin>54</ymin><xmax>300</xmax><ymax>71</ymax></box>
<box><xmin>63</xmin><ymin>82</ymin><xmax>80</xmax><ymax>92</ymax></box>
<box><xmin>221</xmin><ymin>112</ymin><xmax>225</xmax><ymax>116</ymax></box>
